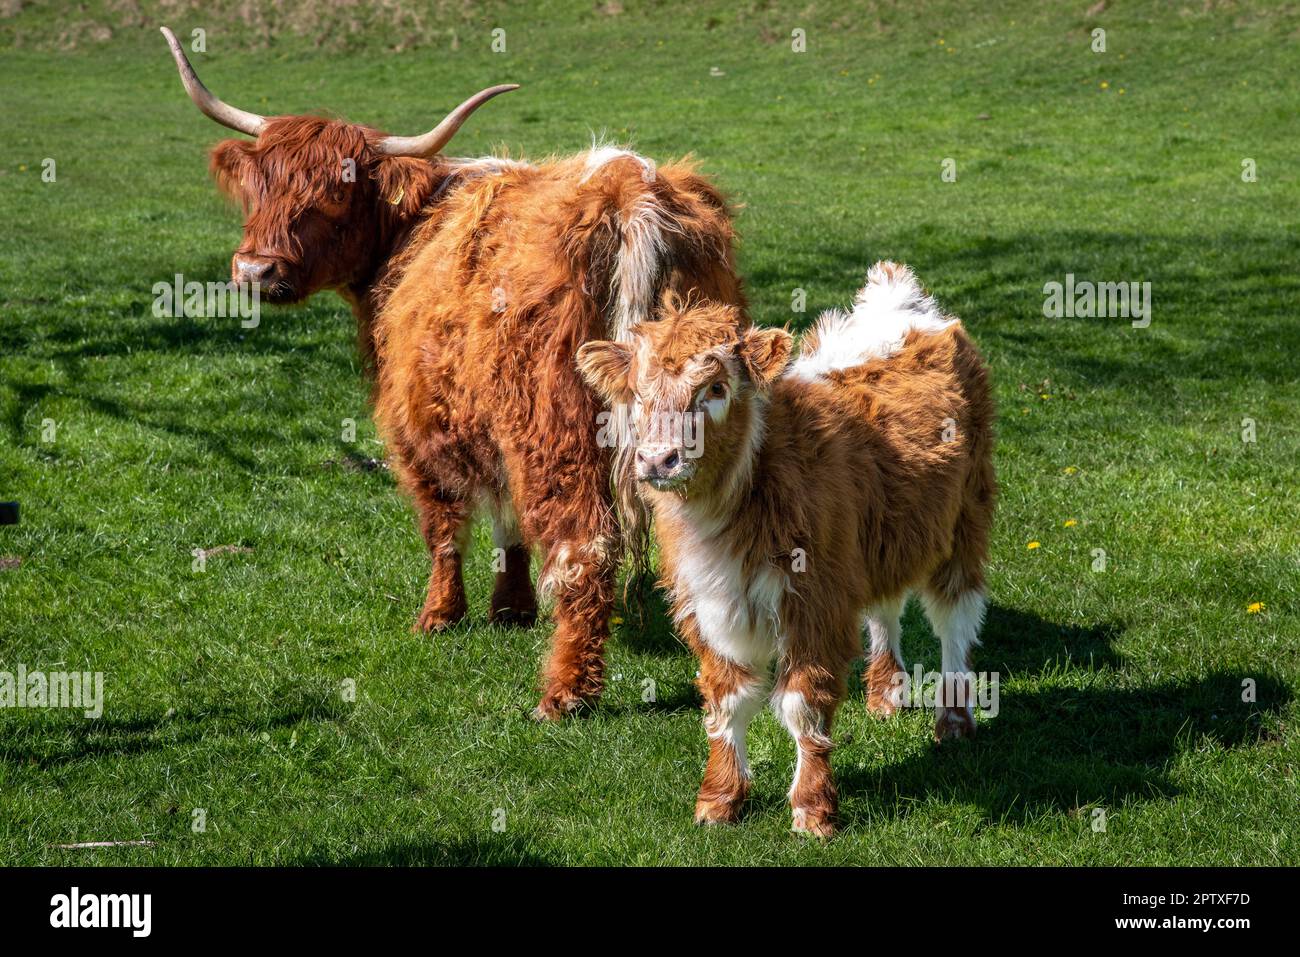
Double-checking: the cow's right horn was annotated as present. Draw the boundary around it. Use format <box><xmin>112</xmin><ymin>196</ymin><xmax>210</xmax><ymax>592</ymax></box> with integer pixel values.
<box><xmin>375</xmin><ymin>84</ymin><xmax>519</xmax><ymax>158</ymax></box>
<box><xmin>161</xmin><ymin>26</ymin><xmax>267</xmax><ymax>137</ymax></box>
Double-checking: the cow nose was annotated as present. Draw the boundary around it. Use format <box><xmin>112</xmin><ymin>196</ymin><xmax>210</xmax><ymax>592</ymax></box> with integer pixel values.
<box><xmin>234</xmin><ymin>257</ymin><xmax>275</xmax><ymax>286</ymax></box>
<box><xmin>636</xmin><ymin>446</ymin><xmax>682</xmax><ymax>477</ymax></box>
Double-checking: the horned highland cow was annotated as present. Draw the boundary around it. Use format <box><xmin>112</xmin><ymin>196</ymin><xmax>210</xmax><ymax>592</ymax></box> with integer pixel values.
<box><xmin>578</xmin><ymin>263</ymin><xmax>996</xmax><ymax>834</ymax></box>
<box><xmin>161</xmin><ymin>27</ymin><xmax>745</xmax><ymax>718</ymax></box>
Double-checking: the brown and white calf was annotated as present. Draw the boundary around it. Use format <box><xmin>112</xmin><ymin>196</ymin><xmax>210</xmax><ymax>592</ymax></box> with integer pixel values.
<box><xmin>577</xmin><ymin>263</ymin><xmax>996</xmax><ymax>835</ymax></box>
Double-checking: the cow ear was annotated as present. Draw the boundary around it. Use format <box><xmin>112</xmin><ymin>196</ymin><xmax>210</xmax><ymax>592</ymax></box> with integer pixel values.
<box><xmin>740</xmin><ymin>327</ymin><xmax>794</xmax><ymax>389</ymax></box>
<box><xmin>576</xmin><ymin>340</ymin><xmax>633</xmax><ymax>404</ymax></box>
<box><xmin>209</xmin><ymin>139</ymin><xmax>254</xmax><ymax>207</ymax></box>
<box><xmin>373</xmin><ymin>157</ymin><xmax>436</xmax><ymax>219</ymax></box>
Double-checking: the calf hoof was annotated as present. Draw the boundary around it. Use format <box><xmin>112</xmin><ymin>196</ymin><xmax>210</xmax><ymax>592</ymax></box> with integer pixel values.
<box><xmin>694</xmin><ymin>792</ymin><xmax>747</xmax><ymax>826</ymax></box>
<box><xmin>934</xmin><ymin>706</ymin><xmax>976</xmax><ymax>743</ymax></box>
<box><xmin>866</xmin><ymin>688</ymin><xmax>902</xmax><ymax>718</ymax></box>
<box><xmin>791</xmin><ymin>806</ymin><xmax>837</xmax><ymax>839</ymax></box>
<box><xmin>489</xmin><ymin>603</ymin><xmax>538</xmax><ymax>628</ymax></box>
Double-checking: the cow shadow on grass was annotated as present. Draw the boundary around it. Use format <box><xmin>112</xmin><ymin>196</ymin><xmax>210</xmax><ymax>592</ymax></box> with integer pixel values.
<box><xmin>827</xmin><ymin>602</ymin><xmax>1290</xmax><ymax>828</ymax></box>
<box><xmin>0</xmin><ymin>683</ymin><xmax>352</xmax><ymax>767</ymax></box>
<box><xmin>4</xmin><ymin>254</ymin><xmax>367</xmax><ymax>474</ymax></box>
<box><xmin>614</xmin><ymin>594</ymin><xmax>1289</xmax><ymax>828</ymax></box>
<box><xmin>836</xmin><ymin>669</ymin><xmax>1289</xmax><ymax>829</ymax></box>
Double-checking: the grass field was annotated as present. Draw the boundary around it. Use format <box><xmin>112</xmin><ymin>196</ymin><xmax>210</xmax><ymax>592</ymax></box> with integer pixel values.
<box><xmin>1</xmin><ymin>0</ymin><xmax>1297</xmax><ymax>865</ymax></box>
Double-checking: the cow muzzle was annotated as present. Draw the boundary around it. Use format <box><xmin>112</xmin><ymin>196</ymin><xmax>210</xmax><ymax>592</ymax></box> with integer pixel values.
<box><xmin>635</xmin><ymin>444</ymin><xmax>695</xmax><ymax>491</ymax></box>
<box><xmin>231</xmin><ymin>255</ymin><xmax>297</xmax><ymax>302</ymax></box>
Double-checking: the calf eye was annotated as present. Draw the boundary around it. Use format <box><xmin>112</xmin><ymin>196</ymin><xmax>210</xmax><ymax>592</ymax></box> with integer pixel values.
<box><xmin>709</xmin><ymin>382</ymin><xmax>727</xmax><ymax>398</ymax></box>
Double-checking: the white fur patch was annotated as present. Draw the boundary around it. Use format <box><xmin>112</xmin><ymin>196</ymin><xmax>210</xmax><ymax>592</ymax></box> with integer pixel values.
<box><xmin>611</xmin><ymin>193</ymin><xmax>680</xmax><ymax>342</ymax></box>
<box><xmin>671</xmin><ymin>522</ymin><xmax>787</xmax><ymax>668</ymax></box>
<box><xmin>446</xmin><ymin>156</ymin><xmax>535</xmax><ymax>176</ymax></box>
<box><xmin>580</xmin><ymin>145</ymin><xmax>655</xmax><ymax>184</ymax></box>
<box><xmin>775</xmin><ymin>689</ymin><xmax>831</xmax><ymax>797</ymax></box>
<box><xmin>920</xmin><ymin>588</ymin><xmax>987</xmax><ymax>678</ymax></box>
<box><xmin>866</xmin><ymin>594</ymin><xmax>905</xmax><ymax>660</ymax></box>
<box><xmin>787</xmin><ymin>261</ymin><xmax>955</xmax><ymax>381</ymax></box>
<box><xmin>705</xmin><ymin>681</ymin><xmax>769</xmax><ymax>778</ymax></box>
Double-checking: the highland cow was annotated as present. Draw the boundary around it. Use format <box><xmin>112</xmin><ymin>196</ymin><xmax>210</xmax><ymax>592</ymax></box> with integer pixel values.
<box><xmin>162</xmin><ymin>27</ymin><xmax>745</xmax><ymax>718</ymax></box>
<box><xmin>578</xmin><ymin>263</ymin><xmax>996</xmax><ymax>834</ymax></box>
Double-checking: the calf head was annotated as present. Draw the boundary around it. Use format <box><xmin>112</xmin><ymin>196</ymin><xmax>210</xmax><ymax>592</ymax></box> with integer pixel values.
<box><xmin>161</xmin><ymin>27</ymin><xmax>516</xmax><ymax>303</ymax></box>
<box><xmin>578</xmin><ymin>297</ymin><xmax>793</xmax><ymax>500</ymax></box>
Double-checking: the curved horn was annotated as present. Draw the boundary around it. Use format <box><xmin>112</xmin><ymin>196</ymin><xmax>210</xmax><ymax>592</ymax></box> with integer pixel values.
<box><xmin>160</xmin><ymin>26</ymin><xmax>266</xmax><ymax>137</ymax></box>
<box><xmin>375</xmin><ymin>84</ymin><xmax>519</xmax><ymax>158</ymax></box>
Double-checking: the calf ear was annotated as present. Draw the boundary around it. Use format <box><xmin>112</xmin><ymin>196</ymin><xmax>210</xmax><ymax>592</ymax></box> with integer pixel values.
<box><xmin>209</xmin><ymin>139</ymin><xmax>254</xmax><ymax>208</ymax></box>
<box><xmin>740</xmin><ymin>327</ymin><xmax>794</xmax><ymax>388</ymax></box>
<box><xmin>576</xmin><ymin>341</ymin><xmax>633</xmax><ymax>404</ymax></box>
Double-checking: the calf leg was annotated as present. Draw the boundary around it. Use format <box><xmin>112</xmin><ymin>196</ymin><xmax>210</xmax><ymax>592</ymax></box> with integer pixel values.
<box><xmin>774</xmin><ymin>651</ymin><xmax>853</xmax><ymax>838</ymax></box>
<box><xmin>488</xmin><ymin>497</ymin><xmax>537</xmax><ymax>627</ymax></box>
<box><xmin>410</xmin><ymin>482</ymin><xmax>473</xmax><ymax>633</ymax></box>
<box><xmin>864</xmin><ymin>595</ymin><xmax>907</xmax><ymax>716</ymax></box>
<box><xmin>920</xmin><ymin>588</ymin><xmax>987</xmax><ymax>742</ymax></box>
<box><xmin>694</xmin><ymin>645</ymin><xmax>770</xmax><ymax>825</ymax></box>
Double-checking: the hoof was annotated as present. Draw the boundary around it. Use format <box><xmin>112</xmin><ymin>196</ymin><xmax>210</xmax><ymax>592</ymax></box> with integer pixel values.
<box><xmin>866</xmin><ymin>689</ymin><xmax>902</xmax><ymax>718</ymax></box>
<box><xmin>934</xmin><ymin>706</ymin><xmax>976</xmax><ymax>743</ymax></box>
<box><xmin>489</xmin><ymin>604</ymin><xmax>538</xmax><ymax>628</ymax></box>
<box><xmin>791</xmin><ymin>806</ymin><xmax>837</xmax><ymax>839</ymax></box>
<box><xmin>694</xmin><ymin>793</ymin><xmax>747</xmax><ymax>826</ymax></box>
<box><xmin>413</xmin><ymin>607</ymin><xmax>466</xmax><ymax>633</ymax></box>
<box><xmin>530</xmin><ymin>691</ymin><xmax>590</xmax><ymax>721</ymax></box>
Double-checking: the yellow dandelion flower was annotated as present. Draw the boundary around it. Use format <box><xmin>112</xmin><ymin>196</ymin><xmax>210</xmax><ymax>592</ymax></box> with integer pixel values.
<box><xmin>1118</xmin><ymin>88</ymin><xmax>1126</xmax><ymax>95</ymax></box>
<box><xmin>938</xmin><ymin>38</ymin><xmax>946</xmax><ymax>45</ymax></box>
<box><xmin>1064</xmin><ymin>519</ymin><xmax>1078</xmax><ymax>528</ymax></box>
<box><xmin>1063</xmin><ymin>466</ymin><xmax>1078</xmax><ymax>475</ymax></box>
<box><xmin>1021</xmin><ymin>407</ymin><xmax>1030</xmax><ymax>415</ymax></box>
<box><xmin>1040</xmin><ymin>393</ymin><xmax>1052</xmax><ymax>400</ymax></box>
<box><xmin>1246</xmin><ymin>602</ymin><xmax>1264</xmax><ymax>614</ymax></box>
<box><xmin>611</xmin><ymin>616</ymin><xmax>624</xmax><ymax>625</ymax></box>
<box><xmin>1100</xmin><ymin>81</ymin><xmax>1110</xmax><ymax>89</ymax></box>
<box><xmin>1027</xmin><ymin>541</ymin><xmax>1041</xmax><ymax>550</ymax></box>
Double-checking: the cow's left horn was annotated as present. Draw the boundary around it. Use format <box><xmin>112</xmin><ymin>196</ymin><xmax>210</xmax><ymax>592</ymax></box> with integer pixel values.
<box><xmin>375</xmin><ymin>84</ymin><xmax>519</xmax><ymax>158</ymax></box>
<box><xmin>161</xmin><ymin>26</ymin><xmax>266</xmax><ymax>137</ymax></box>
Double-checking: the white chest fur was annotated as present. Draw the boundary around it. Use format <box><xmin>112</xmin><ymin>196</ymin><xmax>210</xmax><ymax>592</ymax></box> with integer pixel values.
<box><xmin>670</xmin><ymin>521</ymin><xmax>789</xmax><ymax>668</ymax></box>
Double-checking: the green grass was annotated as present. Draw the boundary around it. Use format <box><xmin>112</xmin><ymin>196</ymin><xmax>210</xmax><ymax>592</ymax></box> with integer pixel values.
<box><xmin>1</xmin><ymin>0</ymin><xmax>1297</xmax><ymax>865</ymax></box>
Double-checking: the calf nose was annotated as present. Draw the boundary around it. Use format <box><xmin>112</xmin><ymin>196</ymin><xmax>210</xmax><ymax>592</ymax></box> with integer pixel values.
<box><xmin>635</xmin><ymin>446</ymin><xmax>681</xmax><ymax>477</ymax></box>
<box><xmin>233</xmin><ymin>257</ymin><xmax>275</xmax><ymax>286</ymax></box>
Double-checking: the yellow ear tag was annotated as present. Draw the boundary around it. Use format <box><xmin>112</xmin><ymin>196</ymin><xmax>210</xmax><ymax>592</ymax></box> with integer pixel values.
<box><xmin>388</xmin><ymin>185</ymin><xmax>405</xmax><ymax>206</ymax></box>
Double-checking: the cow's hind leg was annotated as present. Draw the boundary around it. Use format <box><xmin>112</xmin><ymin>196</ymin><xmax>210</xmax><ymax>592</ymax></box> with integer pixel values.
<box><xmin>864</xmin><ymin>594</ymin><xmax>907</xmax><ymax>717</ymax></box>
<box><xmin>410</xmin><ymin>481</ymin><xmax>473</xmax><ymax>633</ymax></box>
<box><xmin>920</xmin><ymin>585</ymin><xmax>986</xmax><ymax>743</ymax></box>
<box><xmin>488</xmin><ymin>495</ymin><xmax>537</xmax><ymax>627</ymax></box>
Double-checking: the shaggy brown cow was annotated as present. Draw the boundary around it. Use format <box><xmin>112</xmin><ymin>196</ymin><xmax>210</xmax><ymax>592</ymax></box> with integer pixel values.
<box><xmin>578</xmin><ymin>263</ymin><xmax>996</xmax><ymax>834</ymax></box>
<box><xmin>162</xmin><ymin>28</ymin><xmax>745</xmax><ymax>718</ymax></box>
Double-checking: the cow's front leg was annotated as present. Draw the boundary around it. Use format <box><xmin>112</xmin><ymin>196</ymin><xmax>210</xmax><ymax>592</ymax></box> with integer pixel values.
<box><xmin>693</xmin><ymin>643</ymin><xmax>769</xmax><ymax>825</ymax></box>
<box><xmin>531</xmin><ymin>532</ymin><xmax>618</xmax><ymax>719</ymax></box>
<box><xmin>774</xmin><ymin>645</ymin><xmax>854</xmax><ymax>838</ymax></box>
